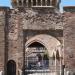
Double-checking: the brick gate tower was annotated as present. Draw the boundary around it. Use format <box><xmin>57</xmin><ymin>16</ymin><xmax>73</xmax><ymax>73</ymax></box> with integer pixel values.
<box><xmin>1</xmin><ymin>0</ymin><xmax>75</xmax><ymax>75</ymax></box>
<box><xmin>0</xmin><ymin>0</ymin><xmax>65</xmax><ymax>75</ymax></box>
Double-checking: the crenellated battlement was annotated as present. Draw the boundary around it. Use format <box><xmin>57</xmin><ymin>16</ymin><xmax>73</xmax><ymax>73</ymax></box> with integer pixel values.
<box><xmin>11</xmin><ymin>0</ymin><xmax>61</xmax><ymax>9</ymax></box>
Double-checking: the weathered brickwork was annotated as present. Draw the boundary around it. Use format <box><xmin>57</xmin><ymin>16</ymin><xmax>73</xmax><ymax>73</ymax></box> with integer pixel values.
<box><xmin>7</xmin><ymin>8</ymin><xmax>63</xmax><ymax>70</ymax></box>
<box><xmin>0</xmin><ymin>9</ymin><xmax>6</xmax><ymax>71</ymax></box>
<box><xmin>0</xmin><ymin>10</ymin><xmax>5</xmax><ymax>70</ymax></box>
<box><xmin>63</xmin><ymin>13</ymin><xmax>75</xmax><ymax>70</ymax></box>
<box><xmin>21</xmin><ymin>8</ymin><xmax>63</xmax><ymax>30</ymax></box>
<box><xmin>8</xmin><ymin>9</ymin><xmax>24</xmax><ymax>70</ymax></box>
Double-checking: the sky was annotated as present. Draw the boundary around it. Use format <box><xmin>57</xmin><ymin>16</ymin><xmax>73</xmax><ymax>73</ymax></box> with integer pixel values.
<box><xmin>0</xmin><ymin>0</ymin><xmax>75</xmax><ymax>8</ymax></box>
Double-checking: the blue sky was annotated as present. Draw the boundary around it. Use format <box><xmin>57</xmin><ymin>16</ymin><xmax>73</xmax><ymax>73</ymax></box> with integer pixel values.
<box><xmin>0</xmin><ymin>0</ymin><xmax>75</xmax><ymax>8</ymax></box>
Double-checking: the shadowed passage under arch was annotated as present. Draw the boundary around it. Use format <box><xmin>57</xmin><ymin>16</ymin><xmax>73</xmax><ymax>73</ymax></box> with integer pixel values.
<box><xmin>7</xmin><ymin>60</ymin><xmax>16</xmax><ymax>75</ymax></box>
<box><xmin>25</xmin><ymin>41</ymin><xmax>49</xmax><ymax>70</ymax></box>
<box><xmin>25</xmin><ymin>34</ymin><xmax>62</xmax><ymax>75</ymax></box>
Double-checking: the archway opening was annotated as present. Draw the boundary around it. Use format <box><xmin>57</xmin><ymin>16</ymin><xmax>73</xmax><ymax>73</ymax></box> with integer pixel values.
<box><xmin>25</xmin><ymin>42</ymin><xmax>49</xmax><ymax>70</ymax></box>
<box><xmin>28</xmin><ymin>42</ymin><xmax>44</xmax><ymax>47</ymax></box>
<box><xmin>7</xmin><ymin>60</ymin><xmax>16</xmax><ymax>75</ymax></box>
<box><xmin>25</xmin><ymin>34</ymin><xmax>62</xmax><ymax>75</ymax></box>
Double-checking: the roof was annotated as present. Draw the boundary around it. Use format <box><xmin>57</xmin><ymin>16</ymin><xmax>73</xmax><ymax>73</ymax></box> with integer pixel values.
<box><xmin>63</xmin><ymin>6</ymin><xmax>75</xmax><ymax>9</ymax></box>
<box><xmin>63</xmin><ymin>6</ymin><xmax>75</xmax><ymax>13</ymax></box>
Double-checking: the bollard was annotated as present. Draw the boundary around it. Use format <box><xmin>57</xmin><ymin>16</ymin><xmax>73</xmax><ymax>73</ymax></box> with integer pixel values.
<box><xmin>0</xmin><ymin>71</ymin><xmax>3</xmax><ymax>75</ymax></box>
<box><xmin>18</xmin><ymin>69</ymin><xmax>22</xmax><ymax>75</ymax></box>
<box><xmin>67</xmin><ymin>71</ymin><xmax>70</xmax><ymax>75</ymax></box>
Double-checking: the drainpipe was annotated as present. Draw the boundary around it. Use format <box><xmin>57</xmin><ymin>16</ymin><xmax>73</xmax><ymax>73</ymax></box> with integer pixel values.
<box><xmin>61</xmin><ymin>65</ymin><xmax>65</xmax><ymax>75</ymax></box>
<box><xmin>61</xmin><ymin>13</ymin><xmax>65</xmax><ymax>75</ymax></box>
<box><xmin>55</xmin><ymin>51</ymin><xmax>57</xmax><ymax>75</ymax></box>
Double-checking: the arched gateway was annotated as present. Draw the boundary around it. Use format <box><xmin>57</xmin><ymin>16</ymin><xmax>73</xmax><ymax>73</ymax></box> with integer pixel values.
<box><xmin>7</xmin><ymin>60</ymin><xmax>16</xmax><ymax>75</ymax></box>
<box><xmin>25</xmin><ymin>34</ymin><xmax>63</xmax><ymax>75</ymax></box>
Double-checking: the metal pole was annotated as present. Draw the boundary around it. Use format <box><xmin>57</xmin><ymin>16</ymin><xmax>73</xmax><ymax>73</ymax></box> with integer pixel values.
<box><xmin>55</xmin><ymin>51</ymin><xmax>57</xmax><ymax>75</ymax></box>
<box><xmin>61</xmin><ymin>14</ymin><xmax>65</xmax><ymax>75</ymax></box>
<box><xmin>60</xmin><ymin>57</ymin><xmax>62</xmax><ymax>75</ymax></box>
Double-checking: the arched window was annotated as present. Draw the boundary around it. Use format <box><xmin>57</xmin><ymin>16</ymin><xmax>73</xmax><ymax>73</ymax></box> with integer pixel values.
<box><xmin>42</xmin><ymin>0</ymin><xmax>45</xmax><ymax>6</ymax></box>
<box><xmin>12</xmin><ymin>0</ymin><xmax>17</xmax><ymax>6</ymax></box>
<box><xmin>28</xmin><ymin>0</ymin><xmax>31</xmax><ymax>7</ymax></box>
<box><xmin>47</xmin><ymin>0</ymin><xmax>50</xmax><ymax>6</ymax></box>
<box><xmin>33</xmin><ymin>0</ymin><xmax>36</xmax><ymax>6</ymax></box>
<box><xmin>38</xmin><ymin>0</ymin><xmax>41</xmax><ymax>6</ymax></box>
<box><xmin>23</xmin><ymin>0</ymin><xmax>26</xmax><ymax>6</ymax></box>
<box><xmin>52</xmin><ymin>0</ymin><xmax>56</xmax><ymax>6</ymax></box>
<box><xmin>19</xmin><ymin>0</ymin><xmax>22</xmax><ymax>6</ymax></box>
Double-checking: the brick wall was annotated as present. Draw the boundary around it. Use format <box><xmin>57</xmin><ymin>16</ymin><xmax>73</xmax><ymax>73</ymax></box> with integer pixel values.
<box><xmin>0</xmin><ymin>8</ymin><xmax>6</xmax><ymax>71</ymax></box>
<box><xmin>64</xmin><ymin>12</ymin><xmax>75</xmax><ymax>70</ymax></box>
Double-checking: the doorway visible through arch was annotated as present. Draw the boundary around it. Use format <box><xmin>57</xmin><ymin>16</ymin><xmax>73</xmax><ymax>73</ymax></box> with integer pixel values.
<box><xmin>7</xmin><ymin>60</ymin><xmax>16</xmax><ymax>75</ymax></box>
<box><xmin>25</xmin><ymin>42</ymin><xmax>49</xmax><ymax>70</ymax></box>
<box><xmin>25</xmin><ymin>34</ymin><xmax>62</xmax><ymax>75</ymax></box>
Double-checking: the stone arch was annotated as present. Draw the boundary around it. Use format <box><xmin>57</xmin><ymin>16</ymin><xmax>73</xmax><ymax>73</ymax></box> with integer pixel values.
<box><xmin>26</xmin><ymin>39</ymin><xmax>47</xmax><ymax>49</ymax></box>
<box><xmin>25</xmin><ymin>34</ymin><xmax>61</xmax><ymax>57</ymax></box>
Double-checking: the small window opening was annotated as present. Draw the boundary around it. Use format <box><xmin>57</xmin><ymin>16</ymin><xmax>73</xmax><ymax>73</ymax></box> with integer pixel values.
<box><xmin>33</xmin><ymin>0</ymin><xmax>36</xmax><ymax>6</ymax></box>
<box><xmin>23</xmin><ymin>0</ymin><xmax>26</xmax><ymax>6</ymax></box>
<box><xmin>28</xmin><ymin>0</ymin><xmax>31</xmax><ymax>7</ymax></box>
<box><xmin>38</xmin><ymin>0</ymin><xmax>41</xmax><ymax>6</ymax></box>
<box><xmin>19</xmin><ymin>0</ymin><xmax>22</xmax><ymax>6</ymax></box>
<box><xmin>42</xmin><ymin>0</ymin><xmax>45</xmax><ymax>6</ymax></box>
<box><xmin>47</xmin><ymin>0</ymin><xmax>50</xmax><ymax>6</ymax></box>
<box><xmin>13</xmin><ymin>0</ymin><xmax>17</xmax><ymax>5</ymax></box>
<box><xmin>52</xmin><ymin>0</ymin><xmax>56</xmax><ymax>6</ymax></box>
